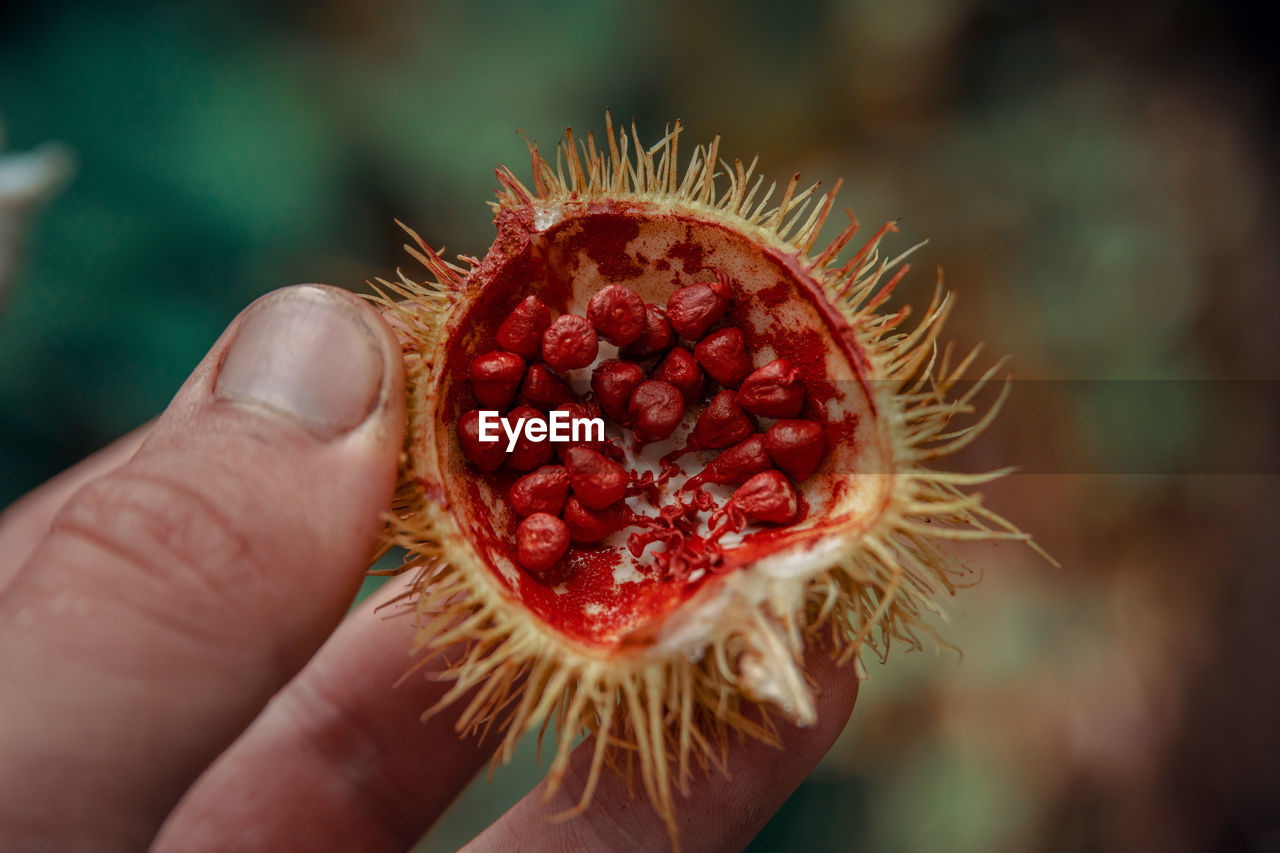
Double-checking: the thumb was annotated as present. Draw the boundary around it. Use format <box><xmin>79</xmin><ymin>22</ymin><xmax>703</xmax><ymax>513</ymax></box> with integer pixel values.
<box><xmin>0</xmin><ymin>284</ymin><xmax>405</xmax><ymax>851</ymax></box>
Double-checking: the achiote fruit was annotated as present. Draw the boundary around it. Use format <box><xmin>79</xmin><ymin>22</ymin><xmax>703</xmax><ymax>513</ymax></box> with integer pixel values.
<box><xmin>369</xmin><ymin>115</ymin><xmax>1043</xmax><ymax>846</ymax></box>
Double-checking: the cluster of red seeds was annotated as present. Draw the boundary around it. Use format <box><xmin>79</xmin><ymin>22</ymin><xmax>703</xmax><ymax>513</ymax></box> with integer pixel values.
<box><xmin>456</xmin><ymin>272</ymin><xmax>828</xmax><ymax>579</ymax></box>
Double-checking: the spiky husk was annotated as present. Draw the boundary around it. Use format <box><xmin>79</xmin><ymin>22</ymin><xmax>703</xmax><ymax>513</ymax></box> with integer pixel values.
<box><xmin>366</xmin><ymin>116</ymin><xmax>1042</xmax><ymax>841</ymax></box>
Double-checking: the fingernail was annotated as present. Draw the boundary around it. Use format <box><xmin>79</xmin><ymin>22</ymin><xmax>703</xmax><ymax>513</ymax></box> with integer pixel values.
<box><xmin>214</xmin><ymin>286</ymin><xmax>384</xmax><ymax>439</ymax></box>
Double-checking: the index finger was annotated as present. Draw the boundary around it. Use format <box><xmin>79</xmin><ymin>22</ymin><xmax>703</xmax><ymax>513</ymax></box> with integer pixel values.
<box><xmin>462</xmin><ymin>646</ymin><xmax>859</xmax><ymax>852</ymax></box>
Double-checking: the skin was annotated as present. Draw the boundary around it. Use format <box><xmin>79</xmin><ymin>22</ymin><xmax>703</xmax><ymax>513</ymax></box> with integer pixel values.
<box><xmin>0</xmin><ymin>284</ymin><xmax>859</xmax><ymax>852</ymax></box>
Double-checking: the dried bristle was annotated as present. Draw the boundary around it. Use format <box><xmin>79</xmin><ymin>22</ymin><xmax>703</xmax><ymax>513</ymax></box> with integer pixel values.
<box><xmin>365</xmin><ymin>114</ymin><xmax>1050</xmax><ymax>845</ymax></box>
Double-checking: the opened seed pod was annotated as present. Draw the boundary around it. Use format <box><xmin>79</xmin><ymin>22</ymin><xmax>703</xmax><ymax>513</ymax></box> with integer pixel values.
<box><xmin>370</xmin><ymin>116</ymin><xmax>1040</xmax><ymax>841</ymax></box>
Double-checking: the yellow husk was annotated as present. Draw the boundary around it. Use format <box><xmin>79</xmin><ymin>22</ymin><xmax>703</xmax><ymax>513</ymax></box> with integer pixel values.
<box><xmin>366</xmin><ymin>115</ymin><xmax>1047</xmax><ymax>844</ymax></box>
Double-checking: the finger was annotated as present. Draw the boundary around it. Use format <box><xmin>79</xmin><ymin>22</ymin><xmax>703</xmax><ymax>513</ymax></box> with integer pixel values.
<box><xmin>0</xmin><ymin>284</ymin><xmax>404</xmax><ymax>851</ymax></box>
<box><xmin>464</xmin><ymin>648</ymin><xmax>860</xmax><ymax>853</ymax></box>
<box><xmin>0</xmin><ymin>423</ymin><xmax>150</xmax><ymax>589</ymax></box>
<box><xmin>154</xmin><ymin>574</ymin><xmax>500</xmax><ymax>852</ymax></box>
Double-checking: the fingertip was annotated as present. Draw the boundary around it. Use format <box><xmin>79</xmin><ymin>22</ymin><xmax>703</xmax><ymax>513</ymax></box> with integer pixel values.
<box><xmin>210</xmin><ymin>284</ymin><xmax>402</xmax><ymax>441</ymax></box>
<box><xmin>800</xmin><ymin>644</ymin><xmax>861</xmax><ymax>736</ymax></box>
<box><xmin>462</xmin><ymin>649</ymin><xmax>863</xmax><ymax>853</ymax></box>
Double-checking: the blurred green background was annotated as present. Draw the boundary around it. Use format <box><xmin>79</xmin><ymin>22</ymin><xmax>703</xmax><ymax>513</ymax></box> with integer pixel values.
<box><xmin>2</xmin><ymin>0</ymin><xmax>1278</xmax><ymax>850</ymax></box>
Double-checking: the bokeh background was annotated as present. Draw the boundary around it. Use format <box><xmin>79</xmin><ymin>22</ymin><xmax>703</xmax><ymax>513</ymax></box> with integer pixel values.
<box><xmin>2</xmin><ymin>1</ymin><xmax>1278</xmax><ymax>850</ymax></box>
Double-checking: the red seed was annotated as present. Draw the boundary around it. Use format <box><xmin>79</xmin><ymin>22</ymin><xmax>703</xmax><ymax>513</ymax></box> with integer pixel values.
<box><xmin>736</xmin><ymin>358</ymin><xmax>805</xmax><ymax>418</ymax></box>
<box><xmin>620</xmin><ymin>304</ymin><xmax>674</xmax><ymax>358</ymax></box>
<box><xmin>564</xmin><ymin>446</ymin><xmax>628</xmax><ymax>509</ymax></box>
<box><xmin>563</xmin><ymin>496</ymin><xmax>626</xmax><ymax>543</ymax></box>
<box><xmin>516</xmin><ymin>512</ymin><xmax>570</xmax><ymax>573</ymax></box>
<box><xmin>653</xmin><ymin>346</ymin><xmax>705</xmax><ymax>402</ymax></box>
<box><xmin>693</xmin><ymin>328</ymin><xmax>751</xmax><ymax>388</ymax></box>
<box><xmin>457</xmin><ymin>409</ymin><xmax>506</xmax><ymax>472</ymax></box>
<box><xmin>683</xmin><ymin>435</ymin><xmax>772</xmax><ymax>491</ymax></box>
<box><xmin>764</xmin><ymin>420</ymin><xmax>827</xmax><ymax>482</ymax></box>
<box><xmin>505</xmin><ymin>405</ymin><xmax>554</xmax><ymax>472</ymax></box>
<box><xmin>552</xmin><ymin>399</ymin><xmax>611</xmax><ymax>459</ymax></box>
<box><xmin>628</xmin><ymin>380</ymin><xmax>685</xmax><ymax>444</ymax></box>
<box><xmin>519</xmin><ymin>364</ymin><xmax>575</xmax><ymax>411</ymax></box>
<box><xmin>666</xmin><ymin>271</ymin><xmax>732</xmax><ymax>339</ymax></box>
<box><xmin>542</xmin><ymin>314</ymin><xmax>599</xmax><ymax>372</ymax></box>
<box><xmin>469</xmin><ymin>350</ymin><xmax>526</xmax><ymax>409</ymax></box>
<box><xmin>728</xmin><ymin>470</ymin><xmax>799</xmax><ymax>525</ymax></box>
<box><xmin>690</xmin><ymin>390</ymin><xmax>756</xmax><ymax>449</ymax></box>
<box><xmin>509</xmin><ymin>465</ymin><xmax>571</xmax><ymax>517</ymax></box>
<box><xmin>587</xmin><ymin>285</ymin><xmax>647</xmax><ymax>346</ymax></box>
<box><xmin>496</xmin><ymin>295</ymin><xmax>552</xmax><ymax>360</ymax></box>
<box><xmin>591</xmin><ymin>359</ymin><xmax>644</xmax><ymax>424</ymax></box>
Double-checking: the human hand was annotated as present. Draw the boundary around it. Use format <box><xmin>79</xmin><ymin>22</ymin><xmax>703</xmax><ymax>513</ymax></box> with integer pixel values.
<box><xmin>0</xmin><ymin>284</ymin><xmax>858</xmax><ymax>852</ymax></box>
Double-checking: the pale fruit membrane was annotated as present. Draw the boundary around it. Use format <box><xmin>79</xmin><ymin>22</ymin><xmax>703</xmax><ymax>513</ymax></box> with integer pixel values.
<box><xmin>367</xmin><ymin>116</ymin><xmax>1045</xmax><ymax>843</ymax></box>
